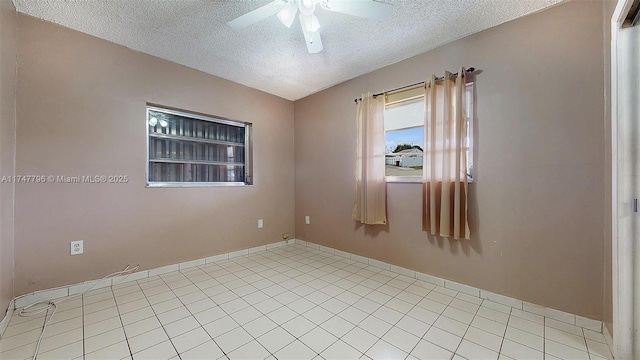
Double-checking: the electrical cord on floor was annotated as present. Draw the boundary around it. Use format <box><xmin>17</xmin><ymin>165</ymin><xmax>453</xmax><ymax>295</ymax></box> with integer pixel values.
<box><xmin>17</xmin><ymin>264</ymin><xmax>140</xmax><ymax>360</ymax></box>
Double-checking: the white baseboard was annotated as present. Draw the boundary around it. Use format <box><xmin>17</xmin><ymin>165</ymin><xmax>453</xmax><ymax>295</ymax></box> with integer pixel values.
<box><xmin>0</xmin><ymin>237</ymin><xmax>606</xmax><ymax>338</ymax></box>
<box><xmin>603</xmin><ymin>322</ymin><xmax>614</xmax><ymax>358</ymax></box>
<box><xmin>293</xmin><ymin>238</ymin><xmax>605</xmax><ymax>333</ymax></box>
<box><xmin>1</xmin><ymin>240</ymin><xmax>290</xmax><ymax>337</ymax></box>
<box><xmin>0</xmin><ymin>299</ymin><xmax>15</xmax><ymax>339</ymax></box>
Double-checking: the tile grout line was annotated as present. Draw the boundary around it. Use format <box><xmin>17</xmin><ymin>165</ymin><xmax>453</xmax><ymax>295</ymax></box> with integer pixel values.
<box><xmin>583</xmin><ymin>327</ymin><xmax>593</xmax><ymax>360</ymax></box>
<box><xmin>107</xmin><ymin>286</ymin><xmax>134</xmax><ymax>360</ymax></box>
<box><xmin>252</xmin><ymin>246</ymin><xmax>346</xmax><ymax>353</ymax></box>
<box><xmin>144</xmin><ymin>276</ymin><xmax>207</xmax><ymax>359</ymax></box>
<box><xmin>112</xmin><ymin>286</ymin><xmax>165</xmax><ymax>348</ymax></box>
<box><xmin>246</xmin><ymin>245</ymin><xmax>402</xmax><ymax>357</ymax></box>
<box><xmin>508</xmin><ymin>312</ymin><xmax>548</xmax><ymax>356</ymax></box>
<box><xmin>544</xmin><ymin>316</ymin><xmax>546</xmax><ymax>360</ymax></box>
<box><xmin>320</xmin><ymin>253</ymin><xmax>390</xmax><ymax>356</ymax></box>
<box><xmin>326</xmin><ymin>261</ymin><xmax>452</xmax><ymax>357</ymax></box>
<box><xmin>389</xmin><ymin>282</ymin><xmax>438</xmax><ymax>358</ymax></box>
<box><xmin>30</xmin><ymin>306</ymin><xmax>49</xmax><ymax>359</ymax></box>
<box><xmin>37</xmin><ymin>303</ymin><xmax>65</xmax><ymax>357</ymax></box>
<box><xmin>496</xmin><ymin>307</ymin><xmax>513</xmax><ymax>358</ymax></box>
<box><xmin>309</xmin><ymin>255</ymin><xmax>397</xmax><ymax>356</ymax></box>
<box><xmin>6</xmin><ymin>293</ymin><xmax>123</xmax><ymax>359</ymax></box>
<box><xmin>167</xmin><ymin>264</ymin><xmax>276</xmax><ymax>358</ymax></box>
<box><xmin>168</xmin><ymin>253</ymin><xmax>308</xmax><ymax>357</ymax></box>
<box><xmin>8</xmin><ymin>308</ymin><xmax>47</xmax><ymax>358</ymax></box>
<box><xmin>16</xmin><ymin>301</ymin><xmax>84</xmax><ymax>359</ymax></box>
<box><xmin>326</xmin><ymin>272</ymin><xmax>399</xmax><ymax>357</ymax></box>
<box><xmin>302</xmin><ymin>243</ymin><xmax>592</xmax><ymax>358</ymax></box>
<box><xmin>268</xmin><ymin>250</ymin><xmax>329</xmax><ymax>356</ymax></box>
<box><xmin>219</xmin><ymin>251</ymin><xmax>304</xmax><ymax>355</ymax></box>
<box><xmin>231</xmin><ymin>247</ymin><xmax>317</xmax><ymax>356</ymax></box>
<box><xmin>298</xmin><ymin>240</ymin><xmax>605</xmax><ymax>334</ymax></box>
<box><xmin>9</xmin><ymin>240</ymin><xmax>604</xmax><ymax>336</ymax></box>
<box><xmin>582</xmin><ymin>328</ymin><xmax>590</xmax><ymax>360</ymax></box>
<box><xmin>414</xmin><ymin>290</ymin><xmax>475</xmax><ymax>358</ymax></box>
<box><xmin>125</xmin><ymin>281</ymin><xmax>170</xmax><ymax>358</ymax></box>
<box><xmin>450</xmin><ymin>296</ymin><xmax>484</xmax><ymax>358</ymax></box>
<box><xmin>291</xmin><ymin>245</ymin><xmax>487</xmax><ymax>358</ymax></box>
<box><xmin>81</xmin><ymin>294</ymin><xmax>85</xmax><ymax>360</ymax></box>
<box><xmin>263</xmin><ymin>245</ymin><xmax>362</xmax><ymax>357</ymax></box>
<box><xmin>298</xmin><ymin>242</ymin><xmax>603</xmax><ymax>359</ymax></box>
<box><xmin>3</xmin><ymin>244</ymin><xmax>601</xmax><ymax>360</ymax></box>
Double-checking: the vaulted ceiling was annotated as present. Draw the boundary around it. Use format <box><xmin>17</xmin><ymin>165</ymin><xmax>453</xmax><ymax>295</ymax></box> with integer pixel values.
<box><xmin>14</xmin><ymin>0</ymin><xmax>562</xmax><ymax>100</ymax></box>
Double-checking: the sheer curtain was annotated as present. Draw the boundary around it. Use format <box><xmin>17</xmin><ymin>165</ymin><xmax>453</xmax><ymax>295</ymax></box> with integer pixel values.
<box><xmin>423</xmin><ymin>68</ymin><xmax>470</xmax><ymax>239</ymax></box>
<box><xmin>353</xmin><ymin>92</ymin><xmax>387</xmax><ymax>225</ymax></box>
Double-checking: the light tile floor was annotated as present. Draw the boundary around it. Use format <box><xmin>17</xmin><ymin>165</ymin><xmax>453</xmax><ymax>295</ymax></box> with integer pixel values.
<box><xmin>0</xmin><ymin>244</ymin><xmax>613</xmax><ymax>360</ymax></box>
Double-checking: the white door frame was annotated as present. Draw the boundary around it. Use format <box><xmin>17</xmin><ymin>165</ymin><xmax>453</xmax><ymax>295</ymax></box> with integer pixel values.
<box><xmin>611</xmin><ymin>0</ymin><xmax>636</xmax><ymax>358</ymax></box>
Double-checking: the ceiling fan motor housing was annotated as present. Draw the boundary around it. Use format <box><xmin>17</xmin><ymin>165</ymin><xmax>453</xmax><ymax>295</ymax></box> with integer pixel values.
<box><xmin>298</xmin><ymin>0</ymin><xmax>316</xmax><ymax>16</ymax></box>
<box><xmin>227</xmin><ymin>0</ymin><xmax>393</xmax><ymax>54</ymax></box>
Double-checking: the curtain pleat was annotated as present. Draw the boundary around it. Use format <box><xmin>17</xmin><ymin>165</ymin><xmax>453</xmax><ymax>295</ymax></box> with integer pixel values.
<box><xmin>423</xmin><ymin>181</ymin><xmax>468</xmax><ymax>237</ymax></box>
<box><xmin>423</xmin><ymin>68</ymin><xmax>470</xmax><ymax>239</ymax></box>
<box><xmin>427</xmin><ymin>75</ymin><xmax>438</xmax><ymax>233</ymax></box>
<box><xmin>353</xmin><ymin>93</ymin><xmax>387</xmax><ymax>225</ymax></box>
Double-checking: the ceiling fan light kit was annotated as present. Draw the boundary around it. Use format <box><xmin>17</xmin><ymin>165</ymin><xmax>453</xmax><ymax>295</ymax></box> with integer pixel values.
<box><xmin>299</xmin><ymin>0</ymin><xmax>316</xmax><ymax>16</ymax></box>
<box><xmin>276</xmin><ymin>4</ymin><xmax>297</xmax><ymax>28</ymax></box>
<box><xmin>227</xmin><ymin>0</ymin><xmax>393</xmax><ymax>54</ymax></box>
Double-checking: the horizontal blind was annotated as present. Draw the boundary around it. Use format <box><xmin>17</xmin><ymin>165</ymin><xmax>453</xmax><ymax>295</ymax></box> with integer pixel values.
<box><xmin>147</xmin><ymin>107</ymin><xmax>249</xmax><ymax>185</ymax></box>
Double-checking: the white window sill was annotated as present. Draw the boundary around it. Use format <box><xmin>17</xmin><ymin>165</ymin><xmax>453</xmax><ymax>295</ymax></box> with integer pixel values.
<box><xmin>385</xmin><ymin>176</ymin><xmax>422</xmax><ymax>183</ymax></box>
<box><xmin>385</xmin><ymin>176</ymin><xmax>474</xmax><ymax>184</ymax></box>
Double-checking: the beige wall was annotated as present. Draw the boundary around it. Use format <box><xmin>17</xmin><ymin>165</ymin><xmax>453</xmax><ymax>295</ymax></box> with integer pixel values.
<box><xmin>8</xmin><ymin>0</ymin><xmax>614</xmax><ymax>323</ymax></box>
<box><xmin>294</xmin><ymin>0</ymin><xmax>608</xmax><ymax>320</ymax></box>
<box><xmin>0</xmin><ymin>0</ymin><xmax>16</xmax><ymax>316</ymax></box>
<box><xmin>14</xmin><ymin>15</ymin><xmax>295</xmax><ymax>295</ymax></box>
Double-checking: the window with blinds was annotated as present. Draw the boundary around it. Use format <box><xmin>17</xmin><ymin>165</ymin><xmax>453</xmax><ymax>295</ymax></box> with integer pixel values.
<box><xmin>146</xmin><ymin>105</ymin><xmax>252</xmax><ymax>187</ymax></box>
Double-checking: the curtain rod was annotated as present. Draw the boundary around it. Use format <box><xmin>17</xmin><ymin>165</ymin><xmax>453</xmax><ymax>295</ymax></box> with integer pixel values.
<box><xmin>353</xmin><ymin>67</ymin><xmax>476</xmax><ymax>103</ymax></box>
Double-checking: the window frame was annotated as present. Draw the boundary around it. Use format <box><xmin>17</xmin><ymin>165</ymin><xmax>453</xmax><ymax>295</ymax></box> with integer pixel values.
<box><xmin>146</xmin><ymin>104</ymin><xmax>253</xmax><ymax>188</ymax></box>
<box><xmin>383</xmin><ymin>82</ymin><xmax>474</xmax><ymax>184</ymax></box>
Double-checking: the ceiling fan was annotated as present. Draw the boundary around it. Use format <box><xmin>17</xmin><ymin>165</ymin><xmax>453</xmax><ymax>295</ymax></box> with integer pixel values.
<box><xmin>227</xmin><ymin>0</ymin><xmax>393</xmax><ymax>54</ymax></box>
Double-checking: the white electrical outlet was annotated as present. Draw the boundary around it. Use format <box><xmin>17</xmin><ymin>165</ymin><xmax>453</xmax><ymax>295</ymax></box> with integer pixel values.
<box><xmin>258</xmin><ymin>219</ymin><xmax>264</xmax><ymax>228</ymax></box>
<box><xmin>305</xmin><ymin>216</ymin><xmax>310</xmax><ymax>225</ymax></box>
<box><xmin>70</xmin><ymin>240</ymin><xmax>83</xmax><ymax>255</ymax></box>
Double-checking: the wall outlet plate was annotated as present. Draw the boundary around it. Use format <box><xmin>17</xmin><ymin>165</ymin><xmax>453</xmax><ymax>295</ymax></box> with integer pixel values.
<box><xmin>258</xmin><ymin>219</ymin><xmax>264</xmax><ymax>229</ymax></box>
<box><xmin>70</xmin><ymin>240</ymin><xmax>83</xmax><ymax>255</ymax></box>
<box><xmin>305</xmin><ymin>216</ymin><xmax>310</xmax><ymax>225</ymax></box>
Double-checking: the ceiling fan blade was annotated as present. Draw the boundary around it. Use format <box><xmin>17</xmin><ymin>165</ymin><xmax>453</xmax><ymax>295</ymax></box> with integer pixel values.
<box><xmin>321</xmin><ymin>0</ymin><xmax>392</xmax><ymax>20</ymax></box>
<box><xmin>228</xmin><ymin>0</ymin><xmax>288</xmax><ymax>29</ymax></box>
<box><xmin>299</xmin><ymin>15</ymin><xmax>323</xmax><ymax>53</ymax></box>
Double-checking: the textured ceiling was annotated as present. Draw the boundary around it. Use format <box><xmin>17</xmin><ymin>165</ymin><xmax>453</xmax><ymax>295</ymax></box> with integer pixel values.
<box><xmin>13</xmin><ymin>0</ymin><xmax>562</xmax><ymax>101</ymax></box>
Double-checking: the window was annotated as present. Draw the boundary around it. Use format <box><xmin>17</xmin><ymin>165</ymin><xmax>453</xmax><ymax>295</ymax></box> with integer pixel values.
<box><xmin>146</xmin><ymin>105</ymin><xmax>252</xmax><ymax>187</ymax></box>
<box><xmin>384</xmin><ymin>83</ymin><xmax>473</xmax><ymax>182</ymax></box>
